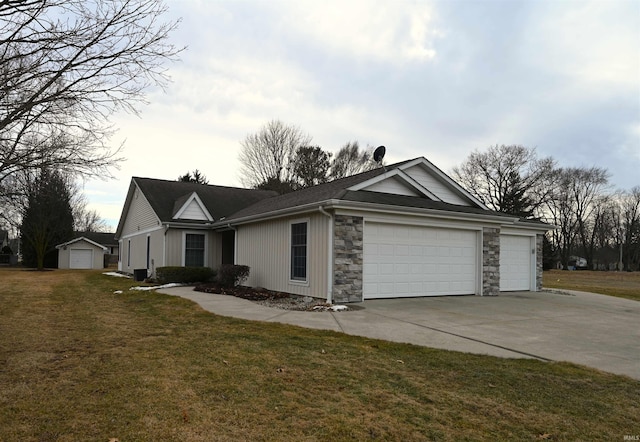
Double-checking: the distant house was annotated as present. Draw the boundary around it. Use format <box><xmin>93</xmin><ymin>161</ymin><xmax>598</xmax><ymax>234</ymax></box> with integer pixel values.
<box><xmin>115</xmin><ymin>157</ymin><xmax>550</xmax><ymax>303</ymax></box>
<box><xmin>55</xmin><ymin>232</ymin><xmax>118</xmax><ymax>269</ymax></box>
<box><xmin>56</xmin><ymin>237</ymin><xmax>108</xmax><ymax>269</ymax></box>
<box><xmin>0</xmin><ymin>229</ymin><xmax>9</xmax><ymax>251</ymax></box>
<box><xmin>0</xmin><ymin>229</ymin><xmax>18</xmax><ymax>265</ymax></box>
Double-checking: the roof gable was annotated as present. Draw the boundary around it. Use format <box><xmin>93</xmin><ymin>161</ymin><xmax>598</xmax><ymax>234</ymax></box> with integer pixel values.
<box><xmin>115</xmin><ymin>177</ymin><xmax>278</xmax><ymax>237</ymax></box>
<box><xmin>397</xmin><ymin>158</ymin><xmax>488</xmax><ymax>208</ymax></box>
<box><xmin>56</xmin><ymin>237</ymin><xmax>108</xmax><ymax>251</ymax></box>
<box><xmin>348</xmin><ymin>168</ymin><xmax>441</xmax><ymax>200</ymax></box>
<box><xmin>172</xmin><ymin>192</ymin><xmax>214</xmax><ymax>221</ymax></box>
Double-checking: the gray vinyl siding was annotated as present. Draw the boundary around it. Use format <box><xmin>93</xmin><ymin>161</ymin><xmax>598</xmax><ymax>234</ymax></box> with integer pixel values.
<box><xmin>364</xmin><ymin>177</ymin><xmax>421</xmax><ymax>196</ymax></box>
<box><xmin>404</xmin><ymin>164</ymin><xmax>470</xmax><ymax>205</ymax></box>
<box><xmin>120</xmin><ymin>186</ymin><xmax>161</xmax><ymax>237</ymax></box>
<box><xmin>165</xmin><ymin>229</ymin><xmax>222</xmax><ymax>270</ymax></box>
<box><xmin>236</xmin><ymin>212</ymin><xmax>328</xmax><ymax>298</ymax></box>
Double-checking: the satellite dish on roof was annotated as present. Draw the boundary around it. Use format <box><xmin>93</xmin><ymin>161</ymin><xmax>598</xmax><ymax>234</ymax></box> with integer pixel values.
<box><xmin>373</xmin><ymin>145</ymin><xmax>386</xmax><ymax>163</ymax></box>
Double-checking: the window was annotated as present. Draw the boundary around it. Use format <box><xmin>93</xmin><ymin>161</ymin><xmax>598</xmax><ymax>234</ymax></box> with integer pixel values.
<box><xmin>127</xmin><ymin>240</ymin><xmax>131</xmax><ymax>267</ymax></box>
<box><xmin>291</xmin><ymin>222</ymin><xmax>307</xmax><ymax>281</ymax></box>
<box><xmin>185</xmin><ymin>233</ymin><xmax>205</xmax><ymax>267</ymax></box>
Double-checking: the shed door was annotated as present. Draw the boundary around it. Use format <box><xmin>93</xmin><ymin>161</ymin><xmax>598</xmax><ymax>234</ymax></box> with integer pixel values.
<box><xmin>70</xmin><ymin>249</ymin><xmax>93</xmax><ymax>269</ymax></box>
<box><xmin>499</xmin><ymin>235</ymin><xmax>532</xmax><ymax>291</ymax></box>
<box><xmin>364</xmin><ymin>223</ymin><xmax>477</xmax><ymax>299</ymax></box>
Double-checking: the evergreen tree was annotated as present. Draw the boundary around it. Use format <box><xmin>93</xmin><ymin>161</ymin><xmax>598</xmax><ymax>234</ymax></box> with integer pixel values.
<box><xmin>21</xmin><ymin>169</ymin><xmax>74</xmax><ymax>269</ymax></box>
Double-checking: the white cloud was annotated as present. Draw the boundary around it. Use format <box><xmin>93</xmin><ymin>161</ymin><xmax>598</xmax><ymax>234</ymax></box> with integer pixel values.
<box><xmin>524</xmin><ymin>1</ymin><xmax>639</xmax><ymax>91</ymax></box>
<box><xmin>276</xmin><ymin>0</ymin><xmax>440</xmax><ymax>63</ymax></box>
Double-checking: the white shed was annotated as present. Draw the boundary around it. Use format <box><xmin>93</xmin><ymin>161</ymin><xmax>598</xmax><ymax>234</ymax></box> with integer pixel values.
<box><xmin>56</xmin><ymin>237</ymin><xmax>107</xmax><ymax>269</ymax></box>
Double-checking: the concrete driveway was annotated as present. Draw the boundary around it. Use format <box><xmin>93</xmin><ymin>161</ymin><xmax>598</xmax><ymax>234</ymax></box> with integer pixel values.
<box><xmin>159</xmin><ymin>287</ymin><xmax>640</xmax><ymax>380</ymax></box>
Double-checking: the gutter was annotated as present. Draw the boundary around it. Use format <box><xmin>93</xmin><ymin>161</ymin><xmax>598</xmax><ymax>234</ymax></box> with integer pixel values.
<box><xmin>318</xmin><ymin>206</ymin><xmax>333</xmax><ymax>304</ymax></box>
<box><xmin>216</xmin><ymin>198</ymin><xmax>519</xmax><ymax>228</ymax></box>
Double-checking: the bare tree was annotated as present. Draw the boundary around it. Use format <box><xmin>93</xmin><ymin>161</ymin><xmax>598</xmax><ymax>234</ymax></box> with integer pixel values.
<box><xmin>68</xmin><ymin>180</ymin><xmax>108</xmax><ymax>233</ymax></box>
<box><xmin>0</xmin><ymin>0</ymin><xmax>182</xmax><ymax>190</ymax></box>
<box><xmin>329</xmin><ymin>141</ymin><xmax>375</xmax><ymax>179</ymax></box>
<box><xmin>543</xmin><ymin>166</ymin><xmax>610</xmax><ymax>269</ymax></box>
<box><xmin>452</xmin><ymin>145</ymin><xmax>556</xmax><ymax>218</ymax></box>
<box><xmin>618</xmin><ymin>186</ymin><xmax>640</xmax><ymax>271</ymax></box>
<box><xmin>238</xmin><ymin>120</ymin><xmax>312</xmax><ymax>188</ymax></box>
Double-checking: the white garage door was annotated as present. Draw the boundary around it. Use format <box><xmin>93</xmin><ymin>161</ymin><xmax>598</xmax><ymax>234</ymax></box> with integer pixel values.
<box><xmin>70</xmin><ymin>249</ymin><xmax>93</xmax><ymax>269</ymax></box>
<box><xmin>499</xmin><ymin>235</ymin><xmax>532</xmax><ymax>291</ymax></box>
<box><xmin>363</xmin><ymin>223</ymin><xmax>478</xmax><ymax>299</ymax></box>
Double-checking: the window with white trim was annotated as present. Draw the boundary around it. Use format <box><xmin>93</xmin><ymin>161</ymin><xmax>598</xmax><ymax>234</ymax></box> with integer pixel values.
<box><xmin>290</xmin><ymin>222</ymin><xmax>307</xmax><ymax>281</ymax></box>
<box><xmin>185</xmin><ymin>233</ymin><xmax>205</xmax><ymax>267</ymax></box>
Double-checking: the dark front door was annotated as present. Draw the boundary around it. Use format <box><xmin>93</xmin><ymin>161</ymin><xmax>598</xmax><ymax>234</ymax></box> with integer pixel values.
<box><xmin>221</xmin><ymin>230</ymin><xmax>235</xmax><ymax>265</ymax></box>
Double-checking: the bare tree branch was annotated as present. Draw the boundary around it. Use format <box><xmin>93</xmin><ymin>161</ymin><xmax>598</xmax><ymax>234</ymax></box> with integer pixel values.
<box><xmin>0</xmin><ymin>0</ymin><xmax>183</xmax><ymax>189</ymax></box>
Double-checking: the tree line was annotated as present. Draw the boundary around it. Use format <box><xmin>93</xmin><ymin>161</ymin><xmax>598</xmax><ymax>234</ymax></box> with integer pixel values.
<box><xmin>238</xmin><ymin>120</ymin><xmax>377</xmax><ymax>193</ymax></box>
<box><xmin>452</xmin><ymin>145</ymin><xmax>640</xmax><ymax>271</ymax></box>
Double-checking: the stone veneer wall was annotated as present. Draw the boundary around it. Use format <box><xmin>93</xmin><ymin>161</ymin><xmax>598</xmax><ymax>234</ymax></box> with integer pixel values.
<box><xmin>482</xmin><ymin>227</ymin><xmax>500</xmax><ymax>296</ymax></box>
<box><xmin>333</xmin><ymin>215</ymin><xmax>364</xmax><ymax>303</ymax></box>
<box><xmin>536</xmin><ymin>234</ymin><xmax>543</xmax><ymax>291</ymax></box>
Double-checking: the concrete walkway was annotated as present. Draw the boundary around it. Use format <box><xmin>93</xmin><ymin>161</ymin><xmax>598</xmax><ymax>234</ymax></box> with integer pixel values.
<box><xmin>158</xmin><ymin>287</ymin><xmax>640</xmax><ymax>380</ymax></box>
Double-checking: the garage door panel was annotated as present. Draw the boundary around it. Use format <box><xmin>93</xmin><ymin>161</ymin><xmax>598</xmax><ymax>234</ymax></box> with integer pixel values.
<box><xmin>70</xmin><ymin>249</ymin><xmax>93</xmax><ymax>269</ymax></box>
<box><xmin>500</xmin><ymin>235</ymin><xmax>532</xmax><ymax>291</ymax></box>
<box><xmin>364</xmin><ymin>223</ymin><xmax>477</xmax><ymax>298</ymax></box>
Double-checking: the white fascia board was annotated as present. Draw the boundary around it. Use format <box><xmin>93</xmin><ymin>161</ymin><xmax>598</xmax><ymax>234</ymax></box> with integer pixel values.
<box><xmin>163</xmin><ymin>221</ymin><xmax>214</xmax><ymax>230</ymax></box>
<box><xmin>216</xmin><ymin>201</ymin><xmax>342</xmax><ymax>228</ymax></box>
<box><xmin>502</xmin><ymin>220</ymin><xmax>554</xmax><ymax>233</ymax></box>
<box><xmin>173</xmin><ymin>192</ymin><xmax>214</xmax><ymax>221</ymax></box>
<box><xmin>347</xmin><ymin>168</ymin><xmax>441</xmax><ymax>200</ymax></box>
<box><xmin>222</xmin><ymin>198</ymin><xmax>518</xmax><ymax>228</ymax></box>
<box><xmin>56</xmin><ymin>237</ymin><xmax>108</xmax><ymax>251</ymax></box>
<box><xmin>331</xmin><ymin>199</ymin><xmax>518</xmax><ymax>225</ymax></box>
<box><xmin>399</xmin><ymin>157</ymin><xmax>490</xmax><ymax>210</ymax></box>
<box><xmin>118</xmin><ymin>225</ymin><xmax>165</xmax><ymax>240</ymax></box>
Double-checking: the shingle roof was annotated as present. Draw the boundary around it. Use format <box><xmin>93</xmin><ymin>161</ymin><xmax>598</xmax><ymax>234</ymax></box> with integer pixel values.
<box><xmin>340</xmin><ymin>190</ymin><xmax>514</xmax><ymax>218</ymax></box>
<box><xmin>133</xmin><ymin>177</ymin><xmax>278</xmax><ymax>223</ymax></box>
<box><xmin>222</xmin><ymin>160</ymin><xmax>414</xmax><ymax>221</ymax></box>
<box><xmin>75</xmin><ymin>231</ymin><xmax>117</xmax><ymax>246</ymax></box>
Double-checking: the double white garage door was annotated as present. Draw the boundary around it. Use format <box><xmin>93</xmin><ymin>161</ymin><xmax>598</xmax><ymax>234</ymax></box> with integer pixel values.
<box><xmin>363</xmin><ymin>223</ymin><xmax>478</xmax><ymax>299</ymax></box>
<box><xmin>363</xmin><ymin>222</ymin><xmax>533</xmax><ymax>299</ymax></box>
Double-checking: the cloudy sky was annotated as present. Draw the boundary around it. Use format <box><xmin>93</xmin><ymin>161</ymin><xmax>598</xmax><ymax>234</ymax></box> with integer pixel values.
<box><xmin>85</xmin><ymin>0</ymin><xmax>640</xmax><ymax>230</ymax></box>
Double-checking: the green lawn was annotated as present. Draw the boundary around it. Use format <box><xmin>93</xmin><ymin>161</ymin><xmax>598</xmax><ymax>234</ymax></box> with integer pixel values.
<box><xmin>1</xmin><ymin>269</ymin><xmax>638</xmax><ymax>441</ymax></box>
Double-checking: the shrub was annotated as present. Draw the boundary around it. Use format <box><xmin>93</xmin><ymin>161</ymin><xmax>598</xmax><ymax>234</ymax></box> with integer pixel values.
<box><xmin>1</xmin><ymin>245</ymin><xmax>12</xmax><ymax>254</ymax></box>
<box><xmin>217</xmin><ymin>264</ymin><xmax>250</xmax><ymax>288</ymax></box>
<box><xmin>156</xmin><ymin>266</ymin><xmax>215</xmax><ymax>284</ymax></box>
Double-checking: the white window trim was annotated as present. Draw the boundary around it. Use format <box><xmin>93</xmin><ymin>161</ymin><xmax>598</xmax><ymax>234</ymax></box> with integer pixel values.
<box><xmin>289</xmin><ymin>218</ymin><xmax>310</xmax><ymax>286</ymax></box>
<box><xmin>181</xmin><ymin>231</ymin><xmax>208</xmax><ymax>267</ymax></box>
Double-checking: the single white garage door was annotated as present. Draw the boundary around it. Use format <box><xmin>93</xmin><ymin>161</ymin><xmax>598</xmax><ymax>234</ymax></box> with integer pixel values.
<box><xmin>499</xmin><ymin>235</ymin><xmax>532</xmax><ymax>291</ymax></box>
<box><xmin>363</xmin><ymin>223</ymin><xmax>478</xmax><ymax>299</ymax></box>
<box><xmin>70</xmin><ymin>249</ymin><xmax>93</xmax><ymax>269</ymax></box>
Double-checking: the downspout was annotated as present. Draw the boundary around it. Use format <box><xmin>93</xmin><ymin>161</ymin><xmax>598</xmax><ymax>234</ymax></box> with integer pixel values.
<box><xmin>318</xmin><ymin>206</ymin><xmax>333</xmax><ymax>304</ymax></box>
<box><xmin>163</xmin><ymin>224</ymin><xmax>169</xmax><ymax>268</ymax></box>
<box><xmin>227</xmin><ymin>224</ymin><xmax>237</xmax><ymax>265</ymax></box>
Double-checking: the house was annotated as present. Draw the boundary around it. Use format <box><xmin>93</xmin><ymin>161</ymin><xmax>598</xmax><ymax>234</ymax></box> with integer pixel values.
<box><xmin>76</xmin><ymin>231</ymin><xmax>119</xmax><ymax>266</ymax></box>
<box><xmin>56</xmin><ymin>237</ymin><xmax>108</xmax><ymax>269</ymax></box>
<box><xmin>115</xmin><ymin>157</ymin><xmax>549</xmax><ymax>303</ymax></box>
<box><xmin>56</xmin><ymin>232</ymin><xmax>119</xmax><ymax>269</ymax></box>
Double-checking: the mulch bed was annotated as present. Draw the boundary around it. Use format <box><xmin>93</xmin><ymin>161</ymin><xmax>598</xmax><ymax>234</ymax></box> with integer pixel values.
<box><xmin>192</xmin><ymin>283</ymin><xmax>348</xmax><ymax>311</ymax></box>
<box><xmin>194</xmin><ymin>283</ymin><xmax>295</xmax><ymax>301</ymax></box>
